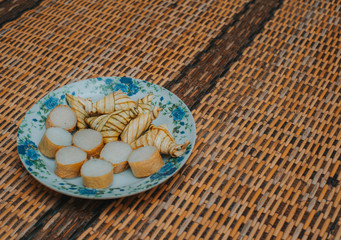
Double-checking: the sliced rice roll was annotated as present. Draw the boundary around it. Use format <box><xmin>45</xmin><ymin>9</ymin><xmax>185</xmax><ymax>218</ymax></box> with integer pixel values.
<box><xmin>72</xmin><ymin>129</ymin><xmax>104</xmax><ymax>158</ymax></box>
<box><xmin>45</xmin><ymin>105</ymin><xmax>77</xmax><ymax>132</ymax></box>
<box><xmin>38</xmin><ymin>127</ymin><xmax>72</xmax><ymax>158</ymax></box>
<box><xmin>128</xmin><ymin>146</ymin><xmax>164</xmax><ymax>178</ymax></box>
<box><xmin>100</xmin><ymin>141</ymin><xmax>132</xmax><ymax>173</ymax></box>
<box><xmin>81</xmin><ymin>158</ymin><xmax>113</xmax><ymax>189</ymax></box>
<box><xmin>55</xmin><ymin>146</ymin><xmax>87</xmax><ymax>178</ymax></box>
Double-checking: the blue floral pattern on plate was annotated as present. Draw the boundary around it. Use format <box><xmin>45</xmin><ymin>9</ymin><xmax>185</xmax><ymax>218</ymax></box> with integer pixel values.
<box><xmin>112</xmin><ymin>77</ymin><xmax>140</xmax><ymax>96</ymax></box>
<box><xmin>17</xmin><ymin>77</ymin><xmax>196</xmax><ymax>199</ymax></box>
<box><xmin>44</xmin><ymin>97</ymin><xmax>59</xmax><ymax>110</ymax></box>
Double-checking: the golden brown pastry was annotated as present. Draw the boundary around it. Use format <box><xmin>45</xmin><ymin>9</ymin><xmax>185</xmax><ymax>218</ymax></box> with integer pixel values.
<box><xmin>128</xmin><ymin>146</ymin><xmax>164</xmax><ymax>178</ymax></box>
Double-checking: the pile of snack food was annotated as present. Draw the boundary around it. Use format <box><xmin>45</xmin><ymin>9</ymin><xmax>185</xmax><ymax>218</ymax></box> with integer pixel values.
<box><xmin>38</xmin><ymin>90</ymin><xmax>189</xmax><ymax>189</ymax></box>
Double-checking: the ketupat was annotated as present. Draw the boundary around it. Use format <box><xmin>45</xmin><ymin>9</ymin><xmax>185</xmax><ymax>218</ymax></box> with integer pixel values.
<box><xmin>85</xmin><ymin>108</ymin><xmax>139</xmax><ymax>143</ymax></box>
<box><xmin>100</xmin><ymin>130</ymin><xmax>121</xmax><ymax>143</ymax></box>
<box><xmin>78</xmin><ymin>90</ymin><xmax>136</xmax><ymax>115</ymax></box>
<box><xmin>120</xmin><ymin>106</ymin><xmax>161</xmax><ymax>144</ymax></box>
<box><xmin>67</xmin><ymin>90</ymin><xmax>189</xmax><ymax>157</ymax></box>
<box><xmin>66</xmin><ymin>94</ymin><xmax>89</xmax><ymax>129</ymax></box>
<box><xmin>136</xmin><ymin>94</ymin><xmax>153</xmax><ymax>114</ymax></box>
<box><xmin>130</xmin><ymin>124</ymin><xmax>190</xmax><ymax>157</ymax></box>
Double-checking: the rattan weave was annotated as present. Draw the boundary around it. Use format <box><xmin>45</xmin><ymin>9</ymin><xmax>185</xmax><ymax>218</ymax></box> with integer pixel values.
<box><xmin>0</xmin><ymin>0</ymin><xmax>340</xmax><ymax>239</ymax></box>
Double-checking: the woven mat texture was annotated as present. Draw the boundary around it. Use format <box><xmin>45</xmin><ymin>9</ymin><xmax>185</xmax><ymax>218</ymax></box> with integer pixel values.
<box><xmin>0</xmin><ymin>0</ymin><xmax>340</xmax><ymax>239</ymax></box>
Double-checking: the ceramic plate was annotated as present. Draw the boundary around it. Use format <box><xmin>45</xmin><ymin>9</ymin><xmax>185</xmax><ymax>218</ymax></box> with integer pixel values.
<box><xmin>17</xmin><ymin>77</ymin><xmax>196</xmax><ymax>199</ymax></box>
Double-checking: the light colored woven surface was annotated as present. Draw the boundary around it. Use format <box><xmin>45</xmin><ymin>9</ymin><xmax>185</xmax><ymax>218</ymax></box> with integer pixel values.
<box><xmin>0</xmin><ymin>0</ymin><xmax>340</xmax><ymax>239</ymax></box>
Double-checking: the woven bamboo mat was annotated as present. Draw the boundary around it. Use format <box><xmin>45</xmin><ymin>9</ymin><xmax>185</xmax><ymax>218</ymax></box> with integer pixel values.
<box><xmin>0</xmin><ymin>0</ymin><xmax>340</xmax><ymax>239</ymax></box>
